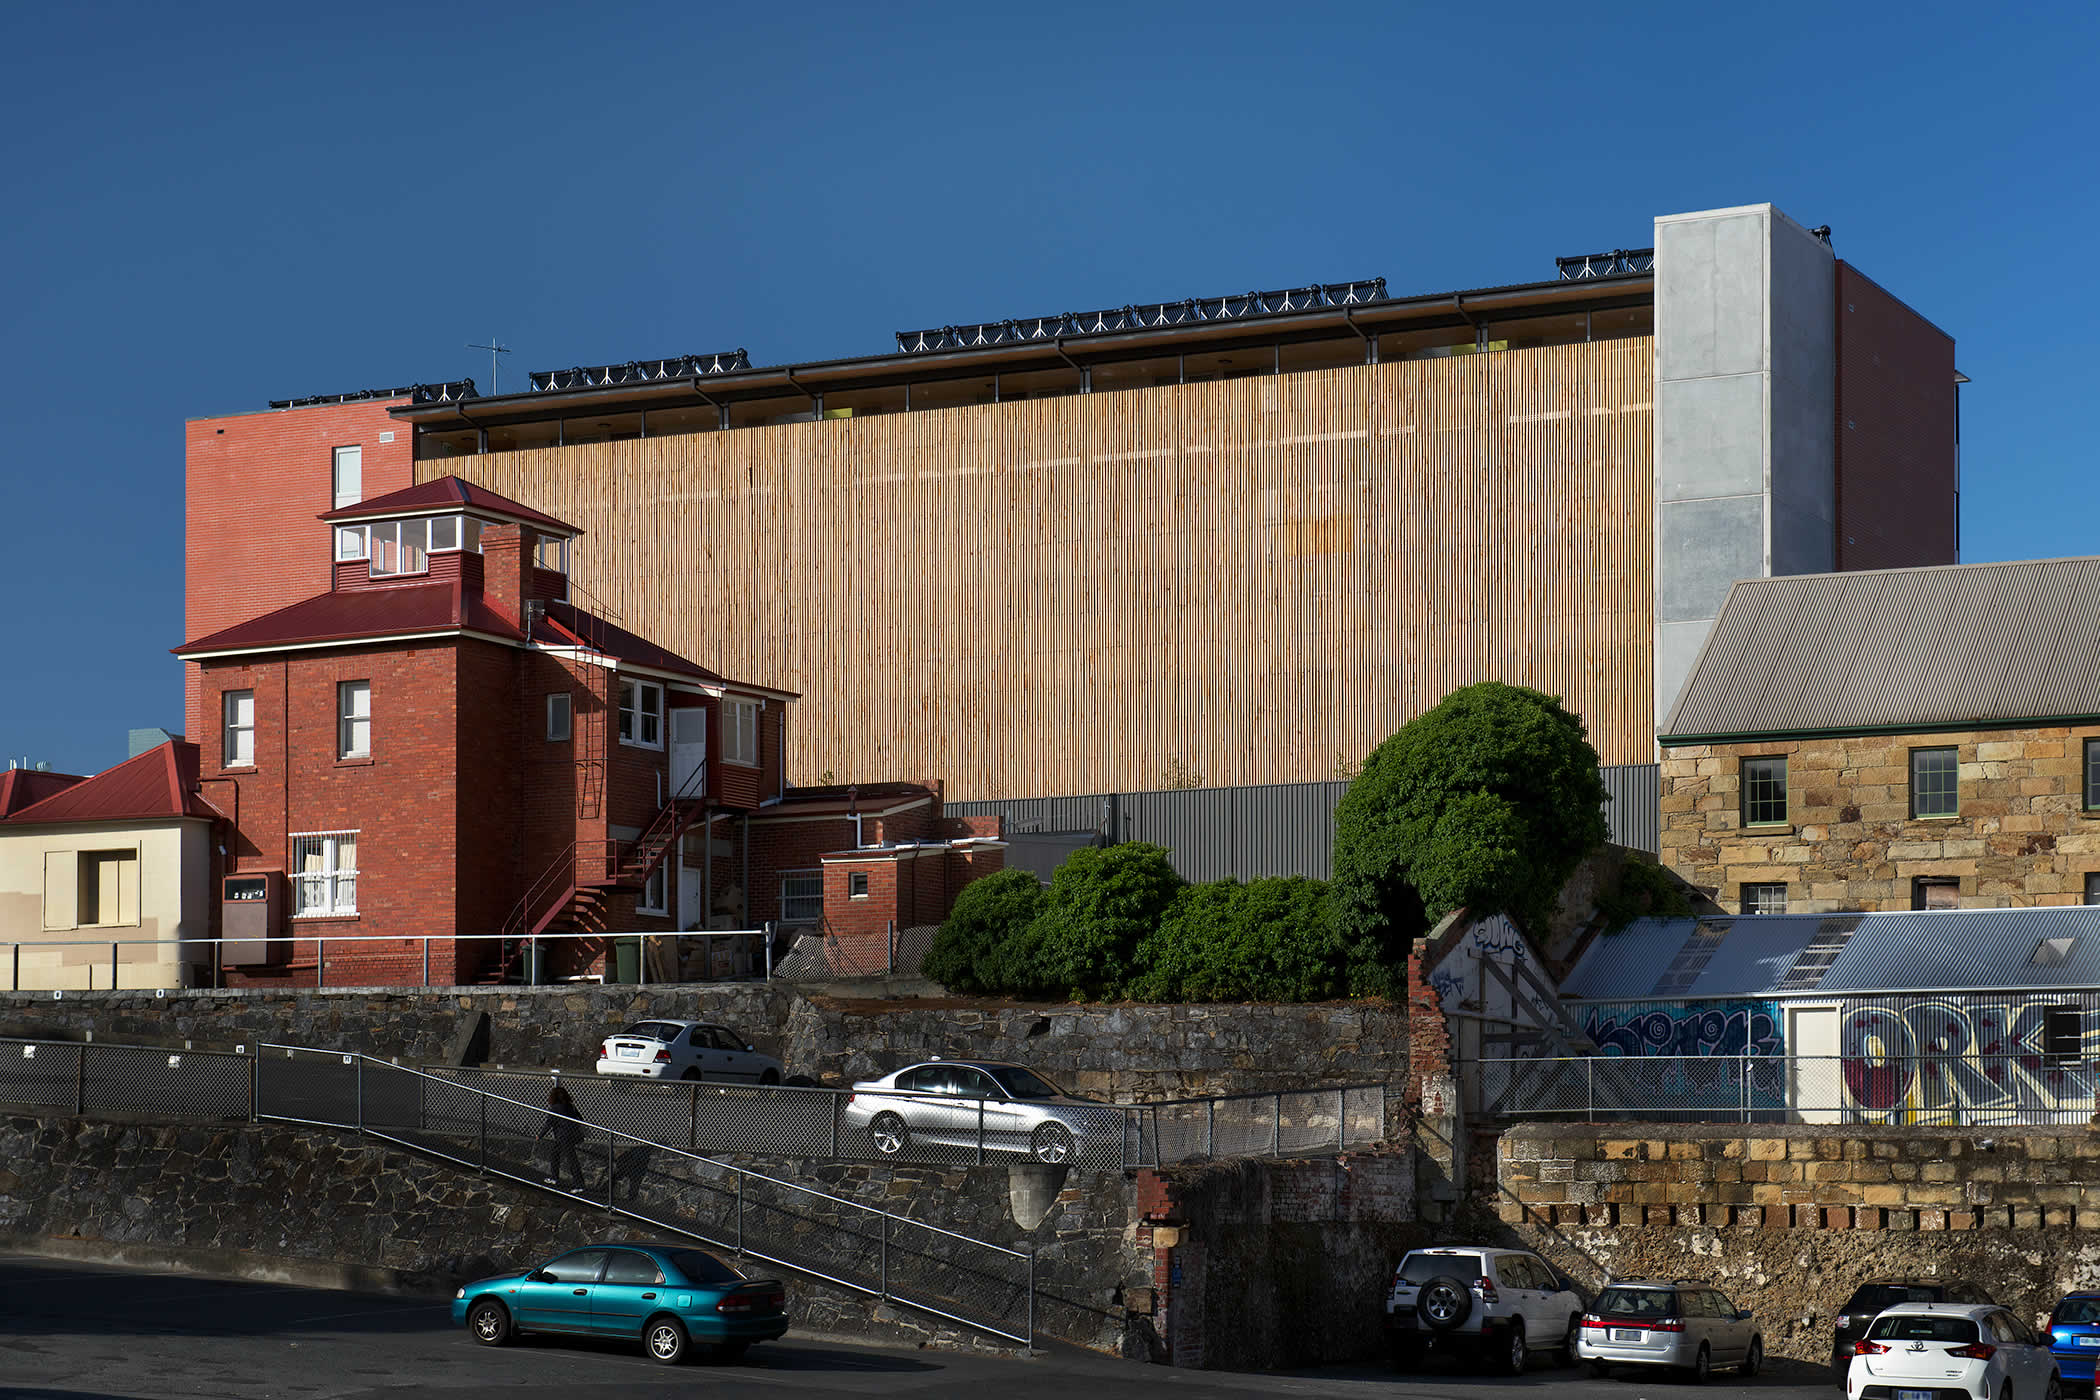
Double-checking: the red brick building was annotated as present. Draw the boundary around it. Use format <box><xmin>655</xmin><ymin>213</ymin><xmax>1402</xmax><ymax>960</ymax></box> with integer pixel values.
<box><xmin>172</xmin><ymin>472</ymin><xmax>1001</xmax><ymax>986</ymax></box>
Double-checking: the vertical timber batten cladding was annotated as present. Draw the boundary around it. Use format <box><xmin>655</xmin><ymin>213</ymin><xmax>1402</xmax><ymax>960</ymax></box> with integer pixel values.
<box><xmin>422</xmin><ymin>339</ymin><xmax>1656</xmax><ymax>798</ymax></box>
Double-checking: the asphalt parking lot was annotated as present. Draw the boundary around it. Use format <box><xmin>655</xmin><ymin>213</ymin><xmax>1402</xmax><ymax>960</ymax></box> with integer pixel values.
<box><xmin>0</xmin><ymin>1254</ymin><xmax>1840</xmax><ymax>1400</ymax></box>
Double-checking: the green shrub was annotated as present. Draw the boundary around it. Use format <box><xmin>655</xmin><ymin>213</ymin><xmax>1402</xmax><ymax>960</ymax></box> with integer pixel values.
<box><xmin>922</xmin><ymin>867</ymin><xmax>1046</xmax><ymax>993</ymax></box>
<box><xmin>1126</xmin><ymin>876</ymin><xmax>1344</xmax><ymax>1003</ymax></box>
<box><xmin>995</xmin><ymin>843</ymin><xmax>1183</xmax><ymax>1000</ymax></box>
<box><xmin>1331</xmin><ymin>681</ymin><xmax>1607</xmax><ymax>995</ymax></box>
<box><xmin>1594</xmin><ymin>854</ymin><xmax>1696</xmax><ymax>933</ymax></box>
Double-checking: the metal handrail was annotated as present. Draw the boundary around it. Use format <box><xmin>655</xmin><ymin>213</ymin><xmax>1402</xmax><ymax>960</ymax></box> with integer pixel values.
<box><xmin>254</xmin><ymin>1044</ymin><xmax>1035</xmax><ymax>1345</ymax></box>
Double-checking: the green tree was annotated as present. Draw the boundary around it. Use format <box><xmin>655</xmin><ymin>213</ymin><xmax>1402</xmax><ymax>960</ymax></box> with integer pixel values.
<box><xmin>921</xmin><ymin>867</ymin><xmax>1046</xmax><ymax>993</ymax></box>
<box><xmin>996</xmin><ymin>843</ymin><xmax>1183</xmax><ymax>999</ymax></box>
<box><xmin>1126</xmin><ymin>876</ymin><xmax>1345</xmax><ymax>1003</ymax></box>
<box><xmin>1330</xmin><ymin>682</ymin><xmax>1607</xmax><ymax>993</ymax></box>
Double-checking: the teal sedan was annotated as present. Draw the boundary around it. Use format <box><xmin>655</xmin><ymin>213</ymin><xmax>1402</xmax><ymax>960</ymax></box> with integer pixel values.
<box><xmin>452</xmin><ymin>1243</ymin><xmax>788</xmax><ymax>1365</ymax></box>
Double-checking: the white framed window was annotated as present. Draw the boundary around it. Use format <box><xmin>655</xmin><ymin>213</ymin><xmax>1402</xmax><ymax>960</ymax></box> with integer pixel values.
<box><xmin>334</xmin><ymin>525</ymin><xmax>370</xmax><ymax>562</ymax></box>
<box><xmin>429</xmin><ymin>515</ymin><xmax>459</xmax><ymax>551</ymax></box>
<box><xmin>292</xmin><ymin>831</ymin><xmax>358</xmax><ymax>917</ymax></box>
<box><xmin>546</xmin><ymin>692</ymin><xmax>572</xmax><ymax>742</ymax></box>
<box><xmin>337</xmin><ymin>680</ymin><xmax>371</xmax><ymax>758</ymax></box>
<box><xmin>534</xmin><ymin>533</ymin><xmax>568</xmax><ymax>573</ymax></box>
<box><xmin>638</xmin><ymin>860</ymin><xmax>668</xmax><ymax>915</ymax></box>
<box><xmin>848</xmin><ymin>870</ymin><xmax>870</xmax><ymax>899</ymax></box>
<box><xmin>780</xmin><ymin>871</ymin><xmax>823</xmax><ymax>923</ymax></box>
<box><xmin>619</xmin><ymin>679</ymin><xmax>663</xmax><ymax>748</ymax></box>
<box><xmin>368</xmin><ymin>518</ymin><xmax>430</xmax><ymax>576</ymax></box>
<box><xmin>1742</xmin><ymin>882</ymin><xmax>1788</xmax><ymax>915</ymax></box>
<box><xmin>222</xmin><ymin>690</ymin><xmax>254</xmax><ymax>767</ymax></box>
<box><xmin>332</xmin><ymin>445</ymin><xmax>362</xmax><ymax>509</ymax></box>
<box><xmin>724</xmin><ymin>698</ymin><xmax>759</xmax><ymax>766</ymax></box>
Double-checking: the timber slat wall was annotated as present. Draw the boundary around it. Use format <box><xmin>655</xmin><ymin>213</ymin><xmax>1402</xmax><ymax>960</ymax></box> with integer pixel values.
<box><xmin>425</xmin><ymin>339</ymin><xmax>1655</xmax><ymax>796</ymax></box>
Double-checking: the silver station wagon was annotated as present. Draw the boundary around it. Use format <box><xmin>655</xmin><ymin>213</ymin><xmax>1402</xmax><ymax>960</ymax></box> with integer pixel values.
<box><xmin>1576</xmin><ymin>1278</ymin><xmax>1764</xmax><ymax>1382</ymax></box>
<box><xmin>841</xmin><ymin>1059</ymin><xmax>1116</xmax><ymax>1163</ymax></box>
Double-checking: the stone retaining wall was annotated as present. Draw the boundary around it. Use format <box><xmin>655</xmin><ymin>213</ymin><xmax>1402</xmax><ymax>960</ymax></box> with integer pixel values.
<box><xmin>1494</xmin><ymin>1122</ymin><xmax>2100</xmax><ymax>1362</ymax></box>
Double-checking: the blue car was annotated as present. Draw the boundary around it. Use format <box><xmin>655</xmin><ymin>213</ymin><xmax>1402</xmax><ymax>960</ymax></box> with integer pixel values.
<box><xmin>452</xmin><ymin>1242</ymin><xmax>788</xmax><ymax>1365</ymax></box>
<box><xmin>2051</xmin><ymin>1293</ymin><xmax>2100</xmax><ymax>1386</ymax></box>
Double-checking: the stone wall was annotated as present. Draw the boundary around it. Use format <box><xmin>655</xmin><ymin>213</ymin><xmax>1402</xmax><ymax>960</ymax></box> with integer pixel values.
<box><xmin>1494</xmin><ymin>1122</ymin><xmax>2100</xmax><ymax>1361</ymax></box>
<box><xmin>1659</xmin><ymin>725</ymin><xmax>2100</xmax><ymax>914</ymax></box>
<box><xmin>0</xmin><ymin>984</ymin><xmax>1405</xmax><ymax>1102</ymax></box>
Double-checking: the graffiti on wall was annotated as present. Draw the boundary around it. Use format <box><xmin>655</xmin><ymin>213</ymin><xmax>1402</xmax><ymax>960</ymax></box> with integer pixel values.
<box><xmin>1580</xmin><ymin>1001</ymin><xmax>1783</xmax><ymax>1058</ymax></box>
<box><xmin>1840</xmin><ymin>999</ymin><xmax>2097</xmax><ymax>1124</ymax></box>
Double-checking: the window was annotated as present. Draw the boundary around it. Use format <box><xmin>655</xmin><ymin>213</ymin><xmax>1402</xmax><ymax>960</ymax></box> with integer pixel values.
<box><xmin>619</xmin><ymin>679</ymin><xmax>663</xmax><ymax>747</ymax></box>
<box><xmin>75</xmin><ymin>850</ymin><xmax>139</xmax><ymax>928</ymax></box>
<box><xmin>332</xmin><ymin>445</ymin><xmax>362</xmax><ymax>509</ymax></box>
<box><xmin>1912</xmin><ymin>876</ymin><xmax>1960</xmax><ymax>910</ymax></box>
<box><xmin>2087</xmin><ymin>738</ymin><xmax>2100</xmax><ymax>810</ymax></box>
<box><xmin>2087</xmin><ymin>872</ymin><xmax>2100</xmax><ymax>905</ymax></box>
<box><xmin>780</xmin><ymin>871</ymin><xmax>823</xmax><ymax>923</ymax></box>
<box><xmin>637</xmin><ymin>860</ymin><xmax>667</xmax><ymax>915</ymax></box>
<box><xmin>2044</xmin><ymin>1007</ymin><xmax>2084</xmax><ymax>1067</ymax></box>
<box><xmin>429</xmin><ymin>515</ymin><xmax>459</xmax><ymax>552</ymax></box>
<box><xmin>334</xmin><ymin>525</ymin><xmax>369</xmax><ymax>562</ymax></box>
<box><xmin>601</xmin><ymin>1251</ymin><xmax>663</xmax><ymax>1286</ymax></box>
<box><xmin>368</xmin><ymin>519</ymin><xmax>429</xmax><ymax>576</ymax></box>
<box><xmin>1741</xmin><ymin>756</ymin><xmax>1787</xmax><ymax>826</ymax></box>
<box><xmin>292</xmin><ymin>832</ymin><xmax>358</xmax><ymax>917</ymax></box>
<box><xmin>1741</xmin><ymin>882</ymin><xmax>1787</xmax><ymax>915</ymax></box>
<box><xmin>460</xmin><ymin>517</ymin><xmax>482</xmax><ymax>552</ymax></box>
<box><xmin>848</xmin><ymin>870</ymin><xmax>870</xmax><ymax>898</ymax></box>
<box><xmin>541</xmin><ymin>1250</ymin><xmax>609</xmax><ymax>1284</ymax></box>
<box><xmin>724</xmin><ymin>698</ymin><xmax>759</xmax><ymax>766</ymax></box>
<box><xmin>1910</xmin><ymin>746</ymin><xmax>1959</xmax><ymax>819</ymax></box>
<box><xmin>222</xmin><ymin>690</ymin><xmax>254</xmax><ymax>767</ymax></box>
<box><xmin>546</xmin><ymin>692</ymin><xmax>572</xmax><ymax>742</ymax></box>
<box><xmin>534</xmin><ymin>533</ymin><xmax>568</xmax><ymax>573</ymax></box>
<box><xmin>337</xmin><ymin>680</ymin><xmax>370</xmax><ymax>759</ymax></box>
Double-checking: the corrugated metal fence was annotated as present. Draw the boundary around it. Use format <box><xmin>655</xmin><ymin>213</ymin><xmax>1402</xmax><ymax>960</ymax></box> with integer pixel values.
<box><xmin>951</xmin><ymin>764</ymin><xmax>1659</xmax><ymax>883</ymax></box>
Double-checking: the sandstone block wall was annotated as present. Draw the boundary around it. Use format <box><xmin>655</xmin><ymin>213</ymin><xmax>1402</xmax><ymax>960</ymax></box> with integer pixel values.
<box><xmin>1660</xmin><ymin>725</ymin><xmax>2100</xmax><ymax>913</ymax></box>
<box><xmin>1496</xmin><ymin>1122</ymin><xmax>2100</xmax><ymax>1361</ymax></box>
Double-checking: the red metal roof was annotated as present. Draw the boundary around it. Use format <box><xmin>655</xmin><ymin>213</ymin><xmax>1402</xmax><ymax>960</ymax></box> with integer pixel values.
<box><xmin>537</xmin><ymin>601</ymin><xmax>798</xmax><ymax>696</ymax></box>
<box><xmin>319</xmin><ymin>476</ymin><xmax>578</xmax><ymax>534</ymax></box>
<box><xmin>0</xmin><ymin>768</ymin><xmax>86</xmax><ymax>818</ymax></box>
<box><xmin>3</xmin><ymin>742</ymin><xmax>222</xmax><ymax>826</ymax></box>
<box><xmin>175</xmin><ymin>581</ymin><xmax>523</xmax><ymax>656</ymax></box>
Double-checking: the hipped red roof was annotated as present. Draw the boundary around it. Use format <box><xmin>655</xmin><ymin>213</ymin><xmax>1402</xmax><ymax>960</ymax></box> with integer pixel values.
<box><xmin>319</xmin><ymin>477</ymin><xmax>577</xmax><ymax>534</ymax></box>
<box><xmin>0</xmin><ymin>768</ymin><xmax>86</xmax><ymax>817</ymax></box>
<box><xmin>175</xmin><ymin>581</ymin><xmax>524</xmax><ymax>655</ymax></box>
<box><xmin>3</xmin><ymin>742</ymin><xmax>222</xmax><ymax>826</ymax></box>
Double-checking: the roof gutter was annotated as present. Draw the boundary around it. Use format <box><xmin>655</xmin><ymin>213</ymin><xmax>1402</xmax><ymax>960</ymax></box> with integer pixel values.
<box><xmin>1659</xmin><ymin>712</ymin><xmax>2100</xmax><ymax>748</ymax></box>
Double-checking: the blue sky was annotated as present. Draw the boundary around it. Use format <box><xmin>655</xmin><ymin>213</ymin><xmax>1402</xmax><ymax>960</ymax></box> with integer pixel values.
<box><xmin>2</xmin><ymin>2</ymin><xmax>2092</xmax><ymax>775</ymax></box>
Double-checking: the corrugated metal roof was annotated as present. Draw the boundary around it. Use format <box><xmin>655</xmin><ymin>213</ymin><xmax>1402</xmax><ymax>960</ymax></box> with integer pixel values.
<box><xmin>1661</xmin><ymin>557</ymin><xmax>2100</xmax><ymax>740</ymax></box>
<box><xmin>0</xmin><ymin>768</ymin><xmax>85</xmax><ymax>817</ymax></box>
<box><xmin>319</xmin><ymin>476</ymin><xmax>578</xmax><ymax>534</ymax></box>
<box><xmin>1564</xmin><ymin>906</ymin><xmax>2100</xmax><ymax>1001</ymax></box>
<box><xmin>3</xmin><ymin>742</ymin><xmax>221</xmax><ymax>826</ymax></box>
<box><xmin>176</xmin><ymin>581</ymin><xmax>523</xmax><ymax>654</ymax></box>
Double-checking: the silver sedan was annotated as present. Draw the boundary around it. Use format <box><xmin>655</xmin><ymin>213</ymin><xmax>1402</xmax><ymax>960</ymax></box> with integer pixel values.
<box><xmin>841</xmin><ymin>1060</ymin><xmax>1119</xmax><ymax>1164</ymax></box>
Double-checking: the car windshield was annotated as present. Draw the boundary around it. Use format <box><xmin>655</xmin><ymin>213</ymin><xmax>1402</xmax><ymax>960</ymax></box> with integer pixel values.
<box><xmin>985</xmin><ymin>1065</ymin><xmax>1067</xmax><ymax>1100</ymax></box>
<box><xmin>616</xmin><ymin>1022</ymin><xmax>683</xmax><ymax>1042</ymax></box>
<box><xmin>1397</xmin><ymin>1253</ymin><xmax>1483</xmax><ymax>1285</ymax></box>
<box><xmin>2058</xmin><ymin>1299</ymin><xmax>2100</xmax><ymax>1326</ymax></box>
<box><xmin>1868</xmin><ymin>1316</ymin><xmax>1980</xmax><ymax>1344</ymax></box>
<box><xmin>667</xmin><ymin>1250</ymin><xmax>743</xmax><ymax>1286</ymax></box>
<box><xmin>1595</xmin><ymin>1287</ymin><xmax>1677</xmax><ymax>1319</ymax></box>
<box><xmin>1847</xmin><ymin>1284</ymin><xmax>1946</xmax><ymax>1313</ymax></box>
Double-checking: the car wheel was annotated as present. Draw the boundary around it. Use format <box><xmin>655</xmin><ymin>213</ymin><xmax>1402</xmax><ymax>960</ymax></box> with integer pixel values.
<box><xmin>645</xmin><ymin>1315</ymin><xmax>691</xmax><ymax>1365</ymax></box>
<box><xmin>467</xmin><ymin>1299</ymin><xmax>512</xmax><ymax>1347</ymax></box>
<box><xmin>1414</xmin><ymin>1275</ymin><xmax>1474</xmax><ymax>1333</ymax></box>
<box><xmin>759</xmin><ymin>1069</ymin><xmax>781</xmax><ymax>1086</ymax></box>
<box><xmin>1587</xmin><ymin>1361</ymin><xmax>1613</xmax><ymax>1380</ymax></box>
<box><xmin>870</xmin><ymin>1111</ymin><xmax>910</xmax><ymax>1155</ymax></box>
<box><xmin>1740</xmin><ymin>1336</ymin><xmax>1762</xmax><ymax>1377</ymax></box>
<box><xmin>1031</xmin><ymin>1122</ymin><xmax>1075</xmax><ymax>1164</ymax></box>
<box><xmin>680</xmin><ymin>1067</ymin><xmax>701</xmax><ymax>1081</ymax></box>
<box><xmin>1687</xmin><ymin>1343</ymin><xmax>1710</xmax><ymax>1384</ymax></box>
<box><xmin>1498</xmin><ymin>1321</ymin><xmax>1527</xmax><ymax>1376</ymax></box>
<box><xmin>2045</xmin><ymin>1374</ymin><xmax>2062</xmax><ymax>1400</ymax></box>
<box><xmin>714</xmin><ymin>1340</ymin><xmax>751</xmax><ymax>1363</ymax></box>
<box><xmin>1563</xmin><ymin>1314</ymin><xmax>1583</xmax><ymax>1362</ymax></box>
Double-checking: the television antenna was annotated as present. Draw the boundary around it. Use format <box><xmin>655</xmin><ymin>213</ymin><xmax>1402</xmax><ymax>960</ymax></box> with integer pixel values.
<box><xmin>467</xmin><ymin>335</ymin><xmax>512</xmax><ymax>394</ymax></box>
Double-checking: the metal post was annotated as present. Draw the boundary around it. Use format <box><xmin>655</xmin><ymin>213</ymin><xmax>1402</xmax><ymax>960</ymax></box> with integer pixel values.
<box><xmin>606</xmin><ymin>1127</ymin><xmax>615</xmax><ymax>1213</ymax></box>
<box><xmin>764</xmin><ymin>922</ymin><xmax>774</xmax><ymax>981</ymax></box>
<box><xmin>1741</xmin><ymin>1047</ymin><xmax>1750</xmax><ymax>1124</ymax></box>
<box><xmin>1587</xmin><ymin>1059</ymin><xmax>1595</xmax><ymax>1122</ymax></box>
<box><xmin>736</xmin><ymin>1175</ymin><xmax>744</xmax><ymax>1255</ymax></box>
<box><xmin>528</xmin><ymin>934</ymin><xmax>537</xmax><ymax>986</ymax></box>
<box><xmin>111</xmin><ymin>941</ymin><xmax>118</xmax><ymax>991</ymax></box>
<box><xmin>879</xmin><ymin>1213</ymin><xmax>889</xmax><ymax>1299</ymax></box>
<box><xmin>248</xmin><ymin>1051</ymin><xmax>259</xmax><ymax>1123</ymax></box>
<box><xmin>1271</xmin><ymin>1094</ymin><xmax>1281</xmax><ymax>1157</ymax></box>
<box><xmin>1206</xmin><ymin>1099</ymin><xmax>1215</xmax><ymax>1160</ymax></box>
<box><xmin>828</xmin><ymin>1092</ymin><xmax>839</xmax><ymax>1159</ymax></box>
<box><xmin>355</xmin><ymin>1056</ymin><xmax>364</xmax><ymax>1135</ymax></box>
<box><xmin>640</xmin><ymin>933</ymin><xmax>648</xmax><ymax>987</ymax></box>
<box><xmin>318</xmin><ymin>936</ymin><xmax>325</xmax><ymax>989</ymax></box>
<box><xmin>1337</xmin><ymin>1088</ymin><xmax>1347</xmax><ymax>1152</ymax></box>
<box><xmin>479</xmin><ymin>1094</ymin><xmax>488</xmax><ymax>1173</ymax></box>
<box><xmin>422</xmin><ymin>938</ymin><xmax>430</xmax><ymax>987</ymax></box>
<box><xmin>1027</xmin><ymin>1247</ymin><xmax>1036</xmax><ymax>1351</ymax></box>
<box><xmin>75</xmin><ymin>1044</ymin><xmax>87</xmax><ymax>1115</ymax></box>
<box><xmin>11</xmin><ymin>942</ymin><xmax>16</xmax><ymax>991</ymax></box>
<box><xmin>689</xmin><ymin>1081</ymin><xmax>698</xmax><ymax>1150</ymax></box>
<box><xmin>976</xmin><ymin>1097</ymin><xmax>985</xmax><ymax>1165</ymax></box>
<box><xmin>886</xmin><ymin>920</ymin><xmax>896</xmax><ymax>975</ymax></box>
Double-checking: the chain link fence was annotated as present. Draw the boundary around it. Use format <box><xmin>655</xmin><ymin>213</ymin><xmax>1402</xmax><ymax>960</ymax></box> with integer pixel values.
<box><xmin>0</xmin><ymin>1038</ymin><xmax>252</xmax><ymax>1119</ymax></box>
<box><xmin>769</xmin><ymin>924</ymin><xmax>937</xmax><ymax>981</ymax></box>
<box><xmin>1477</xmin><ymin>1052</ymin><xmax>2100</xmax><ymax>1127</ymax></box>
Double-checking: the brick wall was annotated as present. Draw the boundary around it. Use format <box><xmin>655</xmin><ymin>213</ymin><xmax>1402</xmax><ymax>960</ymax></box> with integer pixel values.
<box><xmin>185</xmin><ymin>400</ymin><xmax>413</xmax><ymax>736</ymax></box>
<box><xmin>1836</xmin><ymin>262</ymin><xmax>1960</xmax><ymax>572</ymax></box>
<box><xmin>1661</xmin><ymin>726</ymin><xmax>2100</xmax><ymax>912</ymax></box>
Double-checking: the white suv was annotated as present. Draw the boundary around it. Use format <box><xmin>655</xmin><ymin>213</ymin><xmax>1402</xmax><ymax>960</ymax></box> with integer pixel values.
<box><xmin>1846</xmin><ymin>1301</ymin><xmax>2061</xmax><ymax>1400</ymax></box>
<box><xmin>1385</xmin><ymin>1245</ymin><xmax>1584</xmax><ymax>1375</ymax></box>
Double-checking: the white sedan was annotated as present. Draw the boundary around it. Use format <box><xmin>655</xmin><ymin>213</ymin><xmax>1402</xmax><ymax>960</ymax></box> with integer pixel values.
<box><xmin>1847</xmin><ymin>1302</ymin><xmax>2062</xmax><ymax>1400</ymax></box>
<box><xmin>594</xmin><ymin>1020</ymin><xmax>785</xmax><ymax>1084</ymax></box>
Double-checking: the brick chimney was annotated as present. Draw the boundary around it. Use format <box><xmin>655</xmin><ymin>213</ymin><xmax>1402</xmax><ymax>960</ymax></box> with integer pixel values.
<box><xmin>482</xmin><ymin>522</ymin><xmax>533</xmax><ymax>631</ymax></box>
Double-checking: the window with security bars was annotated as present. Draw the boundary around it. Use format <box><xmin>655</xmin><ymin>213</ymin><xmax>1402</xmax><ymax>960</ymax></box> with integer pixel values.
<box><xmin>2044</xmin><ymin>1008</ymin><xmax>2085</xmax><ymax>1067</ymax></box>
<box><xmin>1910</xmin><ymin>746</ymin><xmax>1958</xmax><ymax>818</ymax></box>
<box><xmin>1741</xmin><ymin>756</ymin><xmax>1787</xmax><ymax>826</ymax></box>
<box><xmin>779</xmin><ymin>871</ymin><xmax>822</xmax><ymax>923</ymax></box>
<box><xmin>1742</xmin><ymin>883</ymin><xmax>1788</xmax><ymax>915</ymax></box>
<box><xmin>292</xmin><ymin>832</ymin><xmax>358</xmax><ymax>917</ymax></box>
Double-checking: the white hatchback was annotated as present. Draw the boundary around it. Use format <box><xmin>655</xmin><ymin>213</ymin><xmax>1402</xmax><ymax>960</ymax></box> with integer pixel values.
<box><xmin>594</xmin><ymin>1020</ymin><xmax>785</xmax><ymax>1084</ymax></box>
<box><xmin>1847</xmin><ymin>1302</ymin><xmax>2062</xmax><ymax>1400</ymax></box>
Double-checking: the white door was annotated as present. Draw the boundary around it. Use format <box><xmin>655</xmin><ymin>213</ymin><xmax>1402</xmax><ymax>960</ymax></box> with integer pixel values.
<box><xmin>1788</xmin><ymin>1006</ymin><xmax>1842</xmax><ymax>1124</ymax></box>
<box><xmin>669</xmin><ymin>707</ymin><xmax>707</xmax><ymax>797</ymax></box>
